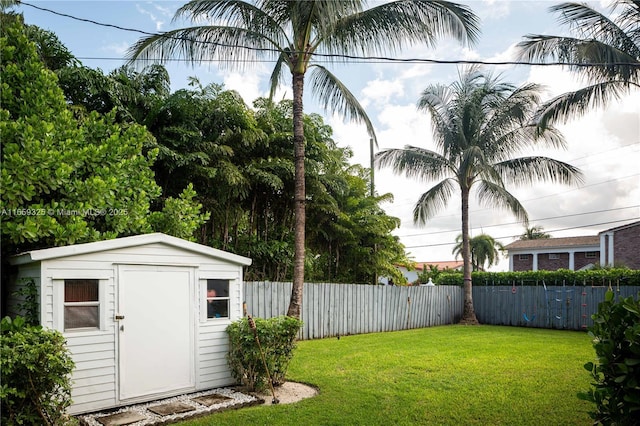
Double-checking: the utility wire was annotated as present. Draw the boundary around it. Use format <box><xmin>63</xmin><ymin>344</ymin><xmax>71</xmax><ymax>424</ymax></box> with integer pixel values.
<box><xmin>397</xmin><ymin>205</ymin><xmax>640</xmax><ymax>238</ymax></box>
<box><xmin>20</xmin><ymin>1</ymin><xmax>640</xmax><ymax>68</ymax></box>
<box><xmin>403</xmin><ymin>217</ymin><xmax>639</xmax><ymax>249</ymax></box>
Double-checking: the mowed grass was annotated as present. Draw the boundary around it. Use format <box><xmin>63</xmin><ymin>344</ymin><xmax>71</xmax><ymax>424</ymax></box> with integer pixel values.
<box><xmin>179</xmin><ymin>325</ymin><xmax>594</xmax><ymax>425</ymax></box>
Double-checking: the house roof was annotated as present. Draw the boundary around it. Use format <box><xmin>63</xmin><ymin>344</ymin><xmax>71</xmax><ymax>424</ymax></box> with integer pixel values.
<box><xmin>600</xmin><ymin>220</ymin><xmax>640</xmax><ymax>234</ymax></box>
<box><xmin>503</xmin><ymin>236</ymin><xmax>599</xmax><ymax>251</ymax></box>
<box><xmin>415</xmin><ymin>260</ymin><xmax>464</xmax><ymax>270</ymax></box>
<box><xmin>9</xmin><ymin>233</ymin><xmax>252</xmax><ymax>266</ymax></box>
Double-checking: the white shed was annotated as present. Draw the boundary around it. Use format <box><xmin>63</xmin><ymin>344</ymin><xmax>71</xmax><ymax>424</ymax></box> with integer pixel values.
<box><xmin>7</xmin><ymin>233</ymin><xmax>252</xmax><ymax>415</ymax></box>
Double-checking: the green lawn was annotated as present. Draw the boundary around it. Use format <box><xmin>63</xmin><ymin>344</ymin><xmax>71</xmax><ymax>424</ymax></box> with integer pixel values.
<box><xmin>179</xmin><ymin>325</ymin><xmax>594</xmax><ymax>425</ymax></box>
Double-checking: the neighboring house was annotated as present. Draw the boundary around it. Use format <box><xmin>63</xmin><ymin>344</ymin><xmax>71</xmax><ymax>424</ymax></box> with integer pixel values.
<box><xmin>7</xmin><ymin>233</ymin><xmax>252</xmax><ymax>415</ymax></box>
<box><xmin>504</xmin><ymin>221</ymin><xmax>640</xmax><ymax>271</ymax></box>
<box><xmin>599</xmin><ymin>220</ymin><xmax>640</xmax><ymax>269</ymax></box>
<box><xmin>384</xmin><ymin>260</ymin><xmax>464</xmax><ymax>284</ymax></box>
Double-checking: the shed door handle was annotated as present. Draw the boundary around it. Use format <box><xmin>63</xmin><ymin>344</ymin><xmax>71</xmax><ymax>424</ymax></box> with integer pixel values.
<box><xmin>115</xmin><ymin>315</ymin><xmax>125</xmax><ymax>320</ymax></box>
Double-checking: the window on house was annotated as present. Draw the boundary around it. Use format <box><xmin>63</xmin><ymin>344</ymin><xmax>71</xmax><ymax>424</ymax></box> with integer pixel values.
<box><xmin>549</xmin><ymin>253</ymin><xmax>560</xmax><ymax>260</ymax></box>
<box><xmin>206</xmin><ymin>279</ymin><xmax>229</xmax><ymax>319</ymax></box>
<box><xmin>585</xmin><ymin>251</ymin><xmax>598</xmax><ymax>259</ymax></box>
<box><xmin>518</xmin><ymin>254</ymin><xmax>529</xmax><ymax>260</ymax></box>
<box><xmin>64</xmin><ymin>279</ymin><xmax>99</xmax><ymax>330</ymax></box>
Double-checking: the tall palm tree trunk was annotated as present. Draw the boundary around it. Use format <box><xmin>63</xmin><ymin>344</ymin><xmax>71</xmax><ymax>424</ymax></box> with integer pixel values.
<box><xmin>287</xmin><ymin>71</ymin><xmax>306</xmax><ymax>319</ymax></box>
<box><xmin>460</xmin><ymin>187</ymin><xmax>479</xmax><ymax>324</ymax></box>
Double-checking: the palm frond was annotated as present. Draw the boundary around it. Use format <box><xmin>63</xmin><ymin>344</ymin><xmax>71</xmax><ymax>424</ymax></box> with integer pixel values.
<box><xmin>551</xmin><ymin>1</ymin><xmax>639</xmax><ymax>59</ymax></box>
<box><xmin>476</xmin><ymin>180</ymin><xmax>529</xmax><ymax>225</ymax></box>
<box><xmin>322</xmin><ymin>0</ymin><xmax>479</xmax><ymax>57</ymax></box>
<box><xmin>533</xmin><ymin>80</ymin><xmax>633</xmax><ymax>126</ymax></box>
<box><xmin>126</xmin><ymin>26</ymin><xmax>281</xmax><ymax>69</ymax></box>
<box><xmin>268</xmin><ymin>52</ymin><xmax>289</xmax><ymax>100</ymax></box>
<box><xmin>308</xmin><ymin>65</ymin><xmax>377</xmax><ymax>145</ymax></box>
<box><xmin>374</xmin><ymin>146</ymin><xmax>451</xmax><ymax>182</ymax></box>
<box><xmin>176</xmin><ymin>0</ymin><xmax>287</xmax><ymax>43</ymax></box>
<box><xmin>493</xmin><ymin>156</ymin><xmax>584</xmax><ymax>187</ymax></box>
<box><xmin>413</xmin><ymin>178</ymin><xmax>457</xmax><ymax>225</ymax></box>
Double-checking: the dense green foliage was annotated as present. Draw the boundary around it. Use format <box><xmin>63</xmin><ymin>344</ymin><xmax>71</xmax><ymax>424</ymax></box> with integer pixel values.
<box><xmin>227</xmin><ymin>316</ymin><xmax>303</xmax><ymax>392</ymax></box>
<box><xmin>435</xmin><ymin>268</ymin><xmax>640</xmax><ymax>286</ymax></box>
<box><xmin>49</xmin><ymin>50</ymin><xmax>410</xmax><ymax>285</ymax></box>
<box><xmin>0</xmin><ymin>316</ymin><xmax>75</xmax><ymax>425</ymax></box>
<box><xmin>0</xmin><ymin>19</ymin><xmax>208</xmax><ymax>259</ymax></box>
<box><xmin>579</xmin><ymin>291</ymin><xmax>640</xmax><ymax>425</ymax></box>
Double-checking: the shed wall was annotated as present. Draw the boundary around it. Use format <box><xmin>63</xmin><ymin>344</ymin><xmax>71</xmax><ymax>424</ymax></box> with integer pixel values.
<box><xmin>27</xmin><ymin>242</ymin><xmax>243</xmax><ymax>415</ymax></box>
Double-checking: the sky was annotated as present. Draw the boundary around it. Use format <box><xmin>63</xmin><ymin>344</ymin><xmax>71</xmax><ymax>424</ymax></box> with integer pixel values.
<box><xmin>16</xmin><ymin>0</ymin><xmax>640</xmax><ymax>271</ymax></box>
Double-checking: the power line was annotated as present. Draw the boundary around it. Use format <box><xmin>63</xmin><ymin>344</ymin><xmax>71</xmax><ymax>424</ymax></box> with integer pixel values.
<box><xmin>403</xmin><ymin>217</ymin><xmax>639</xmax><ymax>249</ymax></box>
<box><xmin>397</xmin><ymin>205</ymin><xmax>640</xmax><ymax>238</ymax></box>
<box><xmin>20</xmin><ymin>1</ymin><xmax>640</xmax><ymax>68</ymax></box>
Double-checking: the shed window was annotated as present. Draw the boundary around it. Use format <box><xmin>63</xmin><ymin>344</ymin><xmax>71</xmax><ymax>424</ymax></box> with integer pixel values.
<box><xmin>206</xmin><ymin>279</ymin><xmax>229</xmax><ymax>319</ymax></box>
<box><xmin>586</xmin><ymin>251</ymin><xmax>598</xmax><ymax>259</ymax></box>
<box><xmin>64</xmin><ymin>279</ymin><xmax>99</xmax><ymax>330</ymax></box>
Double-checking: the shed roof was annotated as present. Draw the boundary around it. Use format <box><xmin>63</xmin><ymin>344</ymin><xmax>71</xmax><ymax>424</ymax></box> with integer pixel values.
<box><xmin>9</xmin><ymin>233</ymin><xmax>252</xmax><ymax>266</ymax></box>
<box><xmin>503</xmin><ymin>236</ymin><xmax>599</xmax><ymax>251</ymax></box>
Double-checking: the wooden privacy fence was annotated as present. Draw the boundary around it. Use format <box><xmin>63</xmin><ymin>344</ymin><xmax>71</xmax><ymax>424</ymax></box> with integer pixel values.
<box><xmin>243</xmin><ymin>282</ymin><xmax>463</xmax><ymax>340</ymax></box>
<box><xmin>473</xmin><ymin>284</ymin><xmax>640</xmax><ymax>330</ymax></box>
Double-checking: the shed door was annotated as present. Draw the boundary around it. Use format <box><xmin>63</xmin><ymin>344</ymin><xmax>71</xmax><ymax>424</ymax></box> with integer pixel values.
<box><xmin>117</xmin><ymin>265</ymin><xmax>195</xmax><ymax>401</ymax></box>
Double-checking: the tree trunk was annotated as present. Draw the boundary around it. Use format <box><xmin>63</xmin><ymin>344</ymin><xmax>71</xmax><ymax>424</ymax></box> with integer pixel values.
<box><xmin>287</xmin><ymin>71</ymin><xmax>306</xmax><ymax>319</ymax></box>
<box><xmin>460</xmin><ymin>186</ymin><xmax>479</xmax><ymax>325</ymax></box>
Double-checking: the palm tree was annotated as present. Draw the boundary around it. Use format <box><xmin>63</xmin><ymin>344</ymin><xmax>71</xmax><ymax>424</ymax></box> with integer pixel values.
<box><xmin>516</xmin><ymin>0</ymin><xmax>640</xmax><ymax>127</ymax></box>
<box><xmin>453</xmin><ymin>233</ymin><xmax>504</xmax><ymax>271</ymax></box>
<box><xmin>520</xmin><ymin>225</ymin><xmax>551</xmax><ymax>240</ymax></box>
<box><xmin>375</xmin><ymin>67</ymin><xmax>583</xmax><ymax>324</ymax></box>
<box><xmin>127</xmin><ymin>0</ymin><xmax>479</xmax><ymax>319</ymax></box>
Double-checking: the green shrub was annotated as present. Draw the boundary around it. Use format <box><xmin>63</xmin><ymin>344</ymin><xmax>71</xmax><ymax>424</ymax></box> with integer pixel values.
<box><xmin>227</xmin><ymin>316</ymin><xmax>302</xmax><ymax>392</ymax></box>
<box><xmin>578</xmin><ymin>291</ymin><xmax>640</xmax><ymax>425</ymax></box>
<box><xmin>1</xmin><ymin>316</ymin><xmax>75</xmax><ymax>425</ymax></box>
<box><xmin>435</xmin><ymin>269</ymin><xmax>640</xmax><ymax>286</ymax></box>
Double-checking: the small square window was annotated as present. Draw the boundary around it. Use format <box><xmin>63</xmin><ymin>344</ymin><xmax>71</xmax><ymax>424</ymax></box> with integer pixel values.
<box><xmin>64</xmin><ymin>279</ymin><xmax>99</xmax><ymax>330</ymax></box>
<box><xmin>206</xmin><ymin>279</ymin><xmax>229</xmax><ymax>319</ymax></box>
<box><xmin>586</xmin><ymin>251</ymin><xmax>598</xmax><ymax>259</ymax></box>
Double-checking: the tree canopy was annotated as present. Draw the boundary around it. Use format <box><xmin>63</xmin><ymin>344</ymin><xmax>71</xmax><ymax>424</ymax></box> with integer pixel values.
<box><xmin>376</xmin><ymin>67</ymin><xmax>583</xmax><ymax>323</ymax></box>
<box><xmin>0</xmin><ymin>18</ymin><xmax>208</xmax><ymax>261</ymax></box>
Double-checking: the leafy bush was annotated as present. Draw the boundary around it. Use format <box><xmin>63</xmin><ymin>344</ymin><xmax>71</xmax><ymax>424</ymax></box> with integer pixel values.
<box><xmin>1</xmin><ymin>316</ymin><xmax>75</xmax><ymax>425</ymax></box>
<box><xmin>227</xmin><ymin>316</ymin><xmax>302</xmax><ymax>392</ymax></box>
<box><xmin>578</xmin><ymin>291</ymin><xmax>640</xmax><ymax>425</ymax></box>
<box><xmin>436</xmin><ymin>269</ymin><xmax>640</xmax><ymax>286</ymax></box>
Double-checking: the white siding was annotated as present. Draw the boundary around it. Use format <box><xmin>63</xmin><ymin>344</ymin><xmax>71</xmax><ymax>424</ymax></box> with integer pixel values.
<box><xmin>12</xmin><ymin>238</ymin><xmax>247</xmax><ymax>415</ymax></box>
<box><xmin>20</xmin><ymin>243</ymin><xmax>243</xmax><ymax>414</ymax></box>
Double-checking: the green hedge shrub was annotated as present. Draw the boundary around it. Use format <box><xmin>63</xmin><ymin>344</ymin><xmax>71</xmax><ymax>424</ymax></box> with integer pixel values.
<box><xmin>1</xmin><ymin>316</ymin><xmax>75</xmax><ymax>425</ymax></box>
<box><xmin>579</xmin><ymin>291</ymin><xmax>640</xmax><ymax>425</ymax></box>
<box><xmin>227</xmin><ymin>316</ymin><xmax>302</xmax><ymax>392</ymax></box>
<box><xmin>435</xmin><ymin>269</ymin><xmax>640</xmax><ymax>286</ymax></box>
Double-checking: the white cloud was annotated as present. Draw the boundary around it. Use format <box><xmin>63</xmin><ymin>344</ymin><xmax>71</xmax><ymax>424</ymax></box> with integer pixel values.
<box><xmin>136</xmin><ymin>4</ymin><xmax>166</xmax><ymax>31</ymax></box>
<box><xmin>102</xmin><ymin>42</ymin><xmax>130</xmax><ymax>56</ymax></box>
<box><xmin>221</xmin><ymin>71</ymin><xmax>265</xmax><ymax>106</ymax></box>
<box><xmin>360</xmin><ymin>79</ymin><xmax>405</xmax><ymax>109</ymax></box>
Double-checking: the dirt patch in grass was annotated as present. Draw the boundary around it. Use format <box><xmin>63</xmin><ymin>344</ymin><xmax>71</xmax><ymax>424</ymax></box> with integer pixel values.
<box><xmin>250</xmin><ymin>381</ymin><xmax>319</xmax><ymax>406</ymax></box>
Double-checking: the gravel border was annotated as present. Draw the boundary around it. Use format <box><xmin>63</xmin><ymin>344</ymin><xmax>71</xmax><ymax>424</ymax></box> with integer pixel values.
<box><xmin>77</xmin><ymin>388</ymin><xmax>263</xmax><ymax>426</ymax></box>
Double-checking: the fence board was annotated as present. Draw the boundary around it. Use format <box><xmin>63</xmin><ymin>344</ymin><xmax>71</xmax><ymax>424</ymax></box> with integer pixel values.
<box><xmin>243</xmin><ymin>282</ymin><xmax>639</xmax><ymax>339</ymax></box>
<box><xmin>473</xmin><ymin>284</ymin><xmax>640</xmax><ymax>330</ymax></box>
<box><xmin>244</xmin><ymin>282</ymin><xmax>463</xmax><ymax>340</ymax></box>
